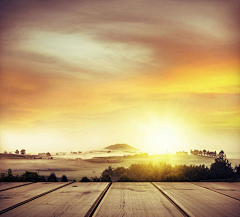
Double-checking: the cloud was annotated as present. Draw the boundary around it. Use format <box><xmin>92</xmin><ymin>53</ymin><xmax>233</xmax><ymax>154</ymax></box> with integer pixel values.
<box><xmin>0</xmin><ymin>0</ymin><xmax>239</xmax><ymax>152</ymax></box>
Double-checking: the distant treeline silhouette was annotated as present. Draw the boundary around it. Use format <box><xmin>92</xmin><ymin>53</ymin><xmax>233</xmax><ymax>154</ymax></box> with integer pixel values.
<box><xmin>190</xmin><ymin>149</ymin><xmax>219</xmax><ymax>157</ymax></box>
<box><xmin>0</xmin><ymin>169</ymin><xmax>68</xmax><ymax>182</ymax></box>
<box><xmin>83</xmin><ymin>156</ymin><xmax>240</xmax><ymax>182</ymax></box>
<box><xmin>1</xmin><ymin>156</ymin><xmax>239</xmax><ymax>182</ymax></box>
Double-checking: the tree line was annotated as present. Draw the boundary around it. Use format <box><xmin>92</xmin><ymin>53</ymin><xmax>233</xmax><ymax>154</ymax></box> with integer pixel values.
<box><xmin>81</xmin><ymin>156</ymin><xmax>240</xmax><ymax>182</ymax></box>
<box><xmin>3</xmin><ymin>149</ymin><xmax>26</xmax><ymax>155</ymax></box>
<box><xmin>0</xmin><ymin>169</ymin><xmax>68</xmax><ymax>182</ymax></box>
<box><xmin>190</xmin><ymin>149</ymin><xmax>218</xmax><ymax>157</ymax></box>
<box><xmin>1</xmin><ymin>156</ymin><xmax>239</xmax><ymax>182</ymax></box>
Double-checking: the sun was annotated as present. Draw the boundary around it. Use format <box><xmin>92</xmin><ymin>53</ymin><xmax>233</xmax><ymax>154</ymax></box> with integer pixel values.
<box><xmin>141</xmin><ymin>120</ymin><xmax>182</xmax><ymax>154</ymax></box>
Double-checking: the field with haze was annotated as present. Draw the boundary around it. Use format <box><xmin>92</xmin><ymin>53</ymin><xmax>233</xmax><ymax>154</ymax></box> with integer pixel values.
<box><xmin>1</xmin><ymin>151</ymin><xmax>239</xmax><ymax>181</ymax></box>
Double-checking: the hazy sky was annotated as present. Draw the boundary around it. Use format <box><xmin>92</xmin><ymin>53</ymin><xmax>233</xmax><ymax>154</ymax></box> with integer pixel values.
<box><xmin>0</xmin><ymin>0</ymin><xmax>239</xmax><ymax>156</ymax></box>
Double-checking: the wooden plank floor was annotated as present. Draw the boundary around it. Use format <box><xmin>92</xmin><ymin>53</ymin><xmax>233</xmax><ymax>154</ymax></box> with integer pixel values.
<box><xmin>193</xmin><ymin>182</ymin><xmax>240</xmax><ymax>200</ymax></box>
<box><xmin>0</xmin><ymin>182</ymin><xmax>32</xmax><ymax>191</ymax></box>
<box><xmin>93</xmin><ymin>182</ymin><xmax>184</xmax><ymax>217</ymax></box>
<box><xmin>1</xmin><ymin>182</ymin><xmax>109</xmax><ymax>217</ymax></box>
<box><xmin>1</xmin><ymin>182</ymin><xmax>240</xmax><ymax>217</ymax></box>
<box><xmin>154</xmin><ymin>182</ymin><xmax>240</xmax><ymax>217</ymax></box>
<box><xmin>0</xmin><ymin>182</ymin><xmax>67</xmax><ymax>212</ymax></box>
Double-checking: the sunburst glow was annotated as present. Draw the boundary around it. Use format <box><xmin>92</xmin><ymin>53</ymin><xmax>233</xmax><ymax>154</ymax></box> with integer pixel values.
<box><xmin>140</xmin><ymin>120</ymin><xmax>184</xmax><ymax>154</ymax></box>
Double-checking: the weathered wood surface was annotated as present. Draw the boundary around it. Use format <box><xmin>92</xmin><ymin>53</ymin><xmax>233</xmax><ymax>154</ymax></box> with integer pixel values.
<box><xmin>0</xmin><ymin>182</ymin><xmax>32</xmax><ymax>191</ymax></box>
<box><xmin>154</xmin><ymin>182</ymin><xmax>240</xmax><ymax>217</ymax></box>
<box><xmin>93</xmin><ymin>182</ymin><xmax>184</xmax><ymax>217</ymax></box>
<box><xmin>0</xmin><ymin>182</ymin><xmax>66</xmax><ymax>212</ymax></box>
<box><xmin>1</xmin><ymin>182</ymin><xmax>240</xmax><ymax>217</ymax></box>
<box><xmin>1</xmin><ymin>182</ymin><xmax>109</xmax><ymax>217</ymax></box>
<box><xmin>193</xmin><ymin>182</ymin><xmax>240</xmax><ymax>200</ymax></box>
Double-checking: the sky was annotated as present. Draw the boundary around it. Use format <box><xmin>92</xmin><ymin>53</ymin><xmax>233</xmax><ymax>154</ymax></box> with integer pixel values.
<box><xmin>0</xmin><ymin>0</ymin><xmax>240</xmax><ymax>157</ymax></box>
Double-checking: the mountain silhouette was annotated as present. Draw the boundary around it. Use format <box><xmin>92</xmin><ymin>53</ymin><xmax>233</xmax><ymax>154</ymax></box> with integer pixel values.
<box><xmin>104</xmin><ymin>144</ymin><xmax>140</xmax><ymax>151</ymax></box>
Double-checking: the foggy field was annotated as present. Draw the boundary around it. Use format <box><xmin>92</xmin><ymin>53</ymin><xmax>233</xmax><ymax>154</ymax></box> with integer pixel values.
<box><xmin>1</xmin><ymin>154</ymin><xmax>239</xmax><ymax>181</ymax></box>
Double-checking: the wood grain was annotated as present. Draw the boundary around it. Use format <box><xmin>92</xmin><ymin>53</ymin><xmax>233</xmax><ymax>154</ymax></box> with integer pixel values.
<box><xmin>93</xmin><ymin>182</ymin><xmax>184</xmax><ymax>217</ymax></box>
<box><xmin>192</xmin><ymin>182</ymin><xmax>240</xmax><ymax>200</ymax></box>
<box><xmin>1</xmin><ymin>182</ymin><xmax>109</xmax><ymax>217</ymax></box>
<box><xmin>0</xmin><ymin>182</ymin><xmax>32</xmax><ymax>191</ymax></box>
<box><xmin>154</xmin><ymin>182</ymin><xmax>240</xmax><ymax>217</ymax></box>
<box><xmin>0</xmin><ymin>182</ymin><xmax>66</xmax><ymax>212</ymax></box>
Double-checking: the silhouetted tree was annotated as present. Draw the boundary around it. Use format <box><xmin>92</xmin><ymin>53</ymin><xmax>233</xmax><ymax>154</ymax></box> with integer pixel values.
<box><xmin>21</xmin><ymin>149</ymin><xmax>26</xmax><ymax>155</ymax></box>
<box><xmin>210</xmin><ymin>157</ymin><xmax>233</xmax><ymax>179</ymax></box>
<box><xmin>48</xmin><ymin>172</ymin><xmax>58</xmax><ymax>182</ymax></box>
<box><xmin>234</xmin><ymin>164</ymin><xmax>240</xmax><ymax>180</ymax></box>
<box><xmin>80</xmin><ymin>176</ymin><xmax>91</xmax><ymax>182</ymax></box>
<box><xmin>101</xmin><ymin>172</ymin><xmax>111</xmax><ymax>182</ymax></box>
<box><xmin>61</xmin><ymin>175</ymin><xmax>68</xmax><ymax>182</ymax></box>
<box><xmin>46</xmin><ymin>152</ymin><xmax>51</xmax><ymax>157</ymax></box>
<box><xmin>118</xmin><ymin>174</ymin><xmax>132</xmax><ymax>182</ymax></box>
<box><xmin>102</xmin><ymin>166</ymin><xmax>113</xmax><ymax>176</ymax></box>
<box><xmin>203</xmin><ymin>149</ymin><xmax>206</xmax><ymax>156</ymax></box>
<box><xmin>20</xmin><ymin>171</ymin><xmax>46</xmax><ymax>182</ymax></box>
<box><xmin>15</xmin><ymin>150</ymin><xmax>19</xmax><ymax>154</ymax></box>
<box><xmin>112</xmin><ymin>166</ymin><xmax>127</xmax><ymax>176</ymax></box>
<box><xmin>0</xmin><ymin>168</ymin><xmax>20</xmax><ymax>182</ymax></box>
<box><xmin>91</xmin><ymin>176</ymin><xmax>101</xmax><ymax>182</ymax></box>
<box><xmin>100</xmin><ymin>166</ymin><xmax>113</xmax><ymax>182</ymax></box>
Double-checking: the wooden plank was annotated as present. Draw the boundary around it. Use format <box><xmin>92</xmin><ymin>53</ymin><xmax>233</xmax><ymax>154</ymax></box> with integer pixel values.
<box><xmin>1</xmin><ymin>182</ymin><xmax>109</xmax><ymax>217</ymax></box>
<box><xmin>154</xmin><ymin>182</ymin><xmax>240</xmax><ymax>217</ymax></box>
<box><xmin>193</xmin><ymin>182</ymin><xmax>240</xmax><ymax>200</ymax></box>
<box><xmin>93</xmin><ymin>182</ymin><xmax>184</xmax><ymax>217</ymax></box>
<box><xmin>0</xmin><ymin>182</ymin><xmax>67</xmax><ymax>212</ymax></box>
<box><xmin>0</xmin><ymin>183</ymin><xmax>32</xmax><ymax>191</ymax></box>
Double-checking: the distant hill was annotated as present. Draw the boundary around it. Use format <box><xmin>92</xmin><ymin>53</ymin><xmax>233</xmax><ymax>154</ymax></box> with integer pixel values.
<box><xmin>104</xmin><ymin>144</ymin><xmax>140</xmax><ymax>151</ymax></box>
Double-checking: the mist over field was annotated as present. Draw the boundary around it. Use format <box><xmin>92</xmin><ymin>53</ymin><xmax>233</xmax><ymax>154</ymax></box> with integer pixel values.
<box><xmin>1</xmin><ymin>151</ymin><xmax>239</xmax><ymax>181</ymax></box>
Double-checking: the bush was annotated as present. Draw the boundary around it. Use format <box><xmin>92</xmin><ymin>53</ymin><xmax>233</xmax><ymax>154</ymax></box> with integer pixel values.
<box><xmin>80</xmin><ymin>176</ymin><xmax>91</xmax><ymax>182</ymax></box>
<box><xmin>101</xmin><ymin>172</ymin><xmax>111</xmax><ymax>182</ymax></box>
<box><xmin>0</xmin><ymin>169</ymin><xmax>19</xmax><ymax>182</ymax></box>
<box><xmin>91</xmin><ymin>176</ymin><xmax>101</xmax><ymax>182</ymax></box>
<box><xmin>48</xmin><ymin>172</ymin><xmax>58</xmax><ymax>182</ymax></box>
<box><xmin>61</xmin><ymin>175</ymin><xmax>68</xmax><ymax>182</ymax></box>
<box><xmin>20</xmin><ymin>171</ymin><xmax>46</xmax><ymax>182</ymax></box>
<box><xmin>118</xmin><ymin>174</ymin><xmax>133</xmax><ymax>182</ymax></box>
<box><xmin>113</xmin><ymin>166</ymin><xmax>127</xmax><ymax>176</ymax></box>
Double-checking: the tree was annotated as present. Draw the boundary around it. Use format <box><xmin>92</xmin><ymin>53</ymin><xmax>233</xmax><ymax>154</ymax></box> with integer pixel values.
<box><xmin>80</xmin><ymin>176</ymin><xmax>91</xmax><ymax>182</ymax></box>
<box><xmin>102</xmin><ymin>166</ymin><xmax>113</xmax><ymax>176</ymax></box>
<box><xmin>101</xmin><ymin>172</ymin><xmax>111</xmax><ymax>182</ymax></box>
<box><xmin>4</xmin><ymin>151</ymin><xmax>8</xmax><ymax>154</ymax></box>
<box><xmin>91</xmin><ymin>176</ymin><xmax>101</xmax><ymax>182</ymax></box>
<box><xmin>15</xmin><ymin>150</ymin><xmax>19</xmax><ymax>154</ymax></box>
<box><xmin>61</xmin><ymin>175</ymin><xmax>68</xmax><ymax>182</ymax></box>
<box><xmin>100</xmin><ymin>166</ymin><xmax>113</xmax><ymax>182</ymax></box>
<box><xmin>118</xmin><ymin>174</ymin><xmax>132</xmax><ymax>182</ymax></box>
<box><xmin>48</xmin><ymin>172</ymin><xmax>58</xmax><ymax>182</ymax></box>
<box><xmin>21</xmin><ymin>149</ymin><xmax>26</xmax><ymax>155</ymax></box>
<box><xmin>203</xmin><ymin>149</ymin><xmax>206</xmax><ymax>156</ymax></box>
<box><xmin>210</xmin><ymin>157</ymin><xmax>233</xmax><ymax>179</ymax></box>
<box><xmin>234</xmin><ymin>164</ymin><xmax>240</xmax><ymax>180</ymax></box>
<box><xmin>46</xmin><ymin>152</ymin><xmax>51</xmax><ymax>157</ymax></box>
<box><xmin>0</xmin><ymin>168</ymin><xmax>18</xmax><ymax>182</ymax></box>
<box><xmin>20</xmin><ymin>171</ymin><xmax>46</xmax><ymax>182</ymax></box>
